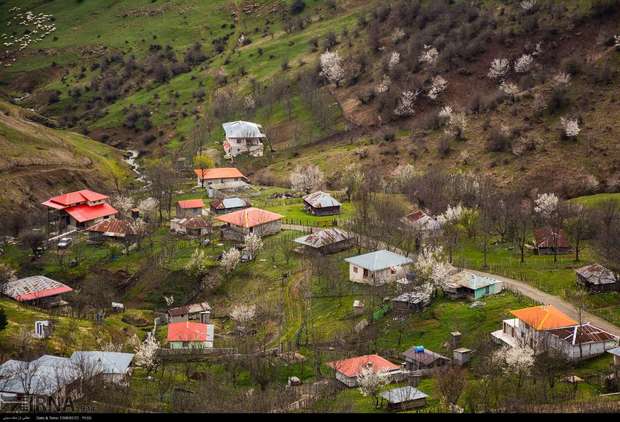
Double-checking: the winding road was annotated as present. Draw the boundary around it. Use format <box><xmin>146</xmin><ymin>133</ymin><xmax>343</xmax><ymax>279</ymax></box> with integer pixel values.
<box><xmin>283</xmin><ymin>223</ymin><xmax>620</xmax><ymax>337</ymax></box>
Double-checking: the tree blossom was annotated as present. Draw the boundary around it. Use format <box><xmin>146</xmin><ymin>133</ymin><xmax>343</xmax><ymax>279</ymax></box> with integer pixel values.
<box><xmin>514</xmin><ymin>54</ymin><xmax>534</xmax><ymax>73</ymax></box>
<box><xmin>493</xmin><ymin>345</ymin><xmax>535</xmax><ymax>374</ymax></box>
<box><xmin>520</xmin><ymin>0</ymin><xmax>537</xmax><ymax>11</ymax></box>
<box><xmin>357</xmin><ymin>365</ymin><xmax>387</xmax><ymax>404</ymax></box>
<box><xmin>134</xmin><ymin>332</ymin><xmax>160</xmax><ymax>374</ymax></box>
<box><xmin>552</xmin><ymin>72</ymin><xmax>571</xmax><ymax>85</ymax></box>
<box><xmin>388</xmin><ymin>51</ymin><xmax>400</xmax><ymax>70</ymax></box>
<box><xmin>390</xmin><ymin>164</ymin><xmax>416</xmax><ymax>191</ymax></box>
<box><xmin>427</xmin><ymin>75</ymin><xmax>447</xmax><ymax>100</ymax></box>
<box><xmin>391</xmin><ymin>28</ymin><xmax>405</xmax><ymax>43</ymax></box>
<box><xmin>243</xmin><ymin>233</ymin><xmax>263</xmax><ymax>259</ymax></box>
<box><xmin>440</xmin><ymin>106</ymin><xmax>467</xmax><ymax>138</ymax></box>
<box><xmin>419</xmin><ymin>44</ymin><xmax>439</xmax><ymax>66</ymax></box>
<box><xmin>487</xmin><ymin>58</ymin><xmax>510</xmax><ymax>79</ymax></box>
<box><xmin>415</xmin><ymin>245</ymin><xmax>455</xmax><ymax>289</ymax></box>
<box><xmin>437</xmin><ymin>204</ymin><xmax>465</xmax><ymax>225</ymax></box>
<box><xmin>499</xmin><ymin>81</ymin><xmax>520</xmax><ymax>96</ymax></box>
<box><xmin>230</xmin><ymin>303</ymin><xmax>256</xmax><ymax>325</ymax></box>
<box><xmin>220</xmin><ymin>247</ymin><xmax>241</xmax><ymax>273</ymax></box>
<box><xmin>185</xmin><ymin>249</ymin><xmax>209</xmax><ymax>276</ymax></box>
<box><xmin>112</xmin><ymin>195</ymin><xmax>134</xmax><ymax>216</ymax></box>
<box><xmin>534</xmin><ymin>192</ymin><xmax>559</xmax><ymax>219</ymax></box>
<box><xmin>560</xmin><ymin>117</ymin><xmax>581</xmax><ymax>138</ymax></box>
<box><xmin>289</xmin><ymin>164</ymin><xmax>325</xmax><ymax>193</ymax></box>
<box><xmin>137</xmin><ymin>197</ymin><xmax>158</xmax><ymax>216</ymax></box>
<box><xmin>319</xmin><ymin>50</ymin><xmax>345</xmax><ymax>85</ymax></box>
<box><xmin>394</xmin><ymin>90</ymin><xmax>419</xmax><ymax>116</ymax></box>
<box><xmin>164</xmin><ymin>295</ymin><xmax>174</xmax><ymax>306</ymax></box>
<box><xmin>243</xmin><ymin>94</ymin><xmax>255</xmax><ymax>110</ymax></box>
<box><xmin>614</xmin><ymin>35</ymin><xmax>620</xmax><ymax>48</ymax></box>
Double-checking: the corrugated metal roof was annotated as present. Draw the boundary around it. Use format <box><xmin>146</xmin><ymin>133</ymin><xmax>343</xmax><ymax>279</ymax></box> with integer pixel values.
<box><xmin>608</xmin><ymin>347</ymin><xmax>620</xmax><ymax>357</ymax></box>
<box><xmin>215</xmin><ymin>207</ymin><xmax>283</xmax><ymax>228</ymax></box>
<box><xmin>1</xmin><ymin>275</ymin><xmax>73</xmax><ymax>302</ymax></box>
<box><xmin>448</xmin><ymin>271</ymin><xmax>499</xmax><ymax>290</ymax></box>
<box><xmin>222</xmin><ymin>121</ymin><xmax>265</xmax><ymax>139</ymax></box>
<box><xmin>575</xmin><ymin>263</ymin><xmax>617</xmax><ymax>286</ymax></box>
<box><xmin>178</xmin><ymin>199</ymin><xmax>205</xmax><ymax>209</ymax></box>
<box><xmin>381</xmin><ymin>386</ymin><xmax>428</xmax><ymax>404</ymax></box>
<box><xmin>294</xmin><ymin>228</ymin><xmax>351</xmax><ymax>248</ymax></box>
<box><xmin>64</xmin><ymin>203</ymin><xmax>118</xmax><ymax>223</ymax></box>
<box><xmin>534</xmin><ymin>227</ymin><xmax>571</xmax><ymax>249</ymax></box>
<box><xmin>547</xmin><ymin>323</ymin><xmax>618</xmax><ymax>345</ymax></box>
<box><xmin>303</xmin><ymin>191</ymin><xmax>341</xmax><ymax>209</ymax></box>
<box><xmin>194</xmin><ymin>168</ymin><xmax>246</xmax><ymax>180</ymax></box>
<box><xmin>402</xmin><ymin>347</ymin><xmax>449</xmax><ymax>365</ymax></box>
<box><xmin>0</xmin><ymin>355</ymin><xmax>79</xmax><ymax>396</ymax></box>
<box><xmin>168</xmin><ymin>301</ymin><xmax>211</xmax><ymax>317</ymax></box>
<box><xmin>70</xmin><ymin>351</ymin><xmax>134</xmax><ymax>375</ymax></box>
<box><xmin>326</xmin><ymin>354</ymin><xmax>400</xmax><ymax>378</ymax></box>
<box><xmin>510</xmin><ymin>305</ymin><xmax>577</xmax><ymax>331</ymax></box>
<box><xmin>345</xmin><ymin>250</ymin><xmax>413</xmax><ymax>272</ymax></box>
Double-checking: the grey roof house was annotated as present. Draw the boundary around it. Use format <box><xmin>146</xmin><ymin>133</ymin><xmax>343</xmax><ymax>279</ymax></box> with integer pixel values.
<box><xmin>303</xmin><ymin>191</ymin><xmax>342</xmax><ymax>216</ymax></box>
<box><xmin>210</xmin><ymin>197</ymin><xmax>251</xmax><ymax>214</ymax></box>
<box><xmin>575</xmin><ymin>263</ymin><xmax>618</xmax><ymax>293</ymax></box>
<box><xmin>402</xmin><ymin>346</ymin><xmax>450</xmax><ymax>372</ymax></box>
<box><xmin>345</xmin><ymin>250</ymin><xmax>413</xmax><ymax>285</ymax></box>
<box><xmin>381</xmin><ymin>386</ymin><xmax>429</xmax><ymax>410</ymax></box>
<box><xmin>70</xmin><ymin>351</ymin><xmax>134</xmax><ymax>385</ymax></box>
<box><xmin>222</xmin><ymin>121</ymin><xmax>265</xmax><ymax>158</ymax></box>
<box><xmin>294</xmin><ymin>228</ymin><xmax>353</xmax><ymax>255</ymax></box>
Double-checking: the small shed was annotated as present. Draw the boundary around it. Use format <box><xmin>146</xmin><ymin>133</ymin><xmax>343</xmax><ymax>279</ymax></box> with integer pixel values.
<box><xmin>1</xmin><ymin>275</ymin><xmax>73</xmax><ymax>308</ymax></box>
<box><xmin>575</xmin><ymin>263</ymin><xmax>618</xmax><ymax>293</ymax></box>
<box><xmin>33</xmin><ymin>320</ymin><xmax>53</xmax><ymax>339</ymax></box>
<box><xmin>293</xmin><ymin>228</ymin><xmax>353</xmax><ymax>255</ymax></box>
<box><xmin>302</xmin><ymin>191</ymin><xmax>342</xmax><ymax>216</ymax></box>
<box><xmin>402</xmin><ymin>346</ymin><xmax>450</xmax><ymax>371</ymax></box>
<box><xmin>391</xmin><ymin>291</ymin><xmax>431</xmax><ymax>315</ymax></box>
<box><xmin>608</xmin><ymin>347</ymin><xmax>620</xmax><ymax>367</ymax></box>
<box><xmin>381</xmin><ymin>386</ymin><xmax>429</xmax><ymax>411</ymax></box>
<box><xmin>444</xmin><ymin>271</ymin><xmax>502</xmax><ymax>300</ymax></box>
<box><xmin>453</xmin><ymin>348</ymin><xmax>472</xmax><ymax>366</ymax></box>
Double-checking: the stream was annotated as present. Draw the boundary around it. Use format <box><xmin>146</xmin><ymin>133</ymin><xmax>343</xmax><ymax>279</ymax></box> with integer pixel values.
<box><xmin>123</xmin><ymin>149</ymin><xmax>151</xmax><ymax>189</ymax></box>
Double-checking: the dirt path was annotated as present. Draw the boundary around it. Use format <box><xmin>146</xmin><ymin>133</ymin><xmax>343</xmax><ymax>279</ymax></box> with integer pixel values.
<box><xmin>464</xmin><ymin>269</ymin><xmax>620</xmax><ymax>337</ymax></box>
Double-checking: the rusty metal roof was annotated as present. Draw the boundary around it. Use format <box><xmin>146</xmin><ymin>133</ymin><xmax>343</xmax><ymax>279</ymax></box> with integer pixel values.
<box><xmin>547</xmin><ymin>323</ymin><xmax>618</xmax><ymax>345</ymax></box>
<box><xmin>575</xmin><ymin>263</ymin><xmax>617</xmax><ymax>286</ymax></box>
<box><xmin>294</xmin><ymin>228</ymin><xmax>351</xmax><ymax>248</ymax></box>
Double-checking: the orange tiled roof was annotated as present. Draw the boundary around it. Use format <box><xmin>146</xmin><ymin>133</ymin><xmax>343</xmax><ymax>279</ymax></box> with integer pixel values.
<box><xmin>327</xmin><ymin>354</ymin><xmax>400</xmax><ymax>378</ymax></box>
<box><xmin>215</xmin><ymin>207</ymin><xmax>282</xmax><ymax>228</ymax></box>
<box><xmin>194</xmin><ymin>168</ymin><xmax>246</xmax><ymax>180</ymax></box>
<box><xmin>510</xmin><ymin>305</ymin><xmax>577</xmax><ymax>331</ymax></box>
<box><xmin>177</xmin><ymin>199</ymin><xmax>204</xmax><ymax>209</ymax></box>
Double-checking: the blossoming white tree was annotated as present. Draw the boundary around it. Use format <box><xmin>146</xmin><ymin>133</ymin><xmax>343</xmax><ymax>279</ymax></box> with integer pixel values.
<box><xmin>185</xmin><ymin>249</ymin><xmax>208</xmax><ymax>277</ymax></box>
<box><xmin>552</xmin><ymin>72</ymin><xmax>571</xmax><ymax>85</ymax></box>
<box><xmin>440</xmin><ymin>106</ymin><xmax>467</xmax><ymax>139</ymax></box>
<box><xmin>487</xmin><ymin>58</ymin><xmax>510</xmax><ymax>79</ymax></box>
<box><xmin>388</xmin><ymin>51</ymin><xmax>400</xmax><ymax>70</ymax></box>
<box><xmin>230</xmin><ymin>303</ymin><xmax>256</xmax><ymax>335</ymax></box>
<box><xmin>112</xmin><ymin>195</ymin><xmax>134</xmax><ymax>217</ymax></box>
<box><xmin>534</xmin><ymin>192</ymin><xmax>559</xmax><ymax>219</ymax></box>
<box><xmin>514</xmin><ymin>54</ymin><xmax>534</xmax><ymax>73</ymax></box>
<box><xmin>319</xmin><ymin>50</ymin><xmax>345</xmax><ymax>86</ymax></box>
<box><xmin>520</xmin><ymin>0</ymin><xmax>537</xmax><ymax>11</ymax></box>
<box><xmin>394</xmin><ymin>90</ymin><xmax>419</xmax><ymax>116</ymax></box>
<box><xmin>427</xmin><ymin>75</ymin><xmax>447</xmax><ymax>100</ymax></box>
<box><xmin>220</xmin><ymin>247</ymin><xmax>241</xmax><ymax>274</ymax></box>
<box><xmin>243</xmin><ymin>233</ymin><xmax>263</xmax><ymax>260</ymax></box>
<box><xmin>419</xmin><ymin>44</ymin><xmax>439</xmax><ymax>66</ymax></box>
<box><xmin>500</xmin><ymin>81</ymin><xmax>520</xmax><ymax>97</ymax></box>
<box><xmin>560</xmin><ymin>117</ymin><xmax>581</xmax><ymax>138</ymax></box>
<box><xmin>134</xmin><ymin>332</ymin><xmax>160</xmax><ymax>375</ymax></box>
<box><xmin>357</xmin><ymin>366</ymin><xmax>387</xmax><ymax>408</ymax></box>
<box><xmin>415</xmin><ymin>245</ymin><xmax>455</xmax><ymax>290</ymax></box>
<box><xmin>289</xmin><ymin>164</ymin><xmax>325</xmax><ymax>193</ymax></box>
<box><xmin>137</xmin><ymin>197</ymin><xmax>159</xmax><ymax>217</ymax></box>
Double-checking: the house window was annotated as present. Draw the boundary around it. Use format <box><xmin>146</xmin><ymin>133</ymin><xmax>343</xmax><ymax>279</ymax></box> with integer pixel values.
<box><xmin>353</xmin><ymin>266</ymin><xmax>358</xmax><ymax>274</ymax></box>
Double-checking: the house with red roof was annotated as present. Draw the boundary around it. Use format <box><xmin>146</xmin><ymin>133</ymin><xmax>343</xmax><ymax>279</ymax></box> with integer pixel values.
<box><xmin>327</xmin><ymin>354</ymin><xmax>404</xmax><ymax>387</ymax></box>
<box><xmin>533</xmin><ymin>227</ymin><xmax>571</xmax><ymax>255</ymax></box>
<box><xmin>194</xmin><ymin>168</ymin><xmax>248</xmax><ymax>190</ymax></box>
<box><xmin>167</xmin><ymin>321</ymin><xmax>214</xmax><ymax>349</ymax></box>
<box><xmin>176</xmin><ymin>199</ymin><xmax>205</xmax><ymax>219</ymax></box>
<box><xmin>42</xmin><ymin>189</ymin><xmax>118</xmax><ymax>230</ymax></box>
<box><xmin>1</xmin><ymin>275</ymin><xmax>73</xmax><ymax>308</ymax></box>
<box><xmin>215</xmin><ymin>207</ymin><xmax>283</xmax><ymax>241</ymax></box>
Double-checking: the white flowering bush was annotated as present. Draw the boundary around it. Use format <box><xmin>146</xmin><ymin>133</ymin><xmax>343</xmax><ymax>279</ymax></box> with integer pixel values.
<box><xmin>494</xmin><ymin>345</ymin><xmax>535</xmax><ymax>374</ymax></box>
<box><xmin>614</xmin><ymin>35</ymin><xmax>620</xmax><ymax>49</ymax></box>
<box><xmin>500</xmin><ymin>81</ymin><xmax>520</xmax><ymax>97</ymax></box>
<box><xmin>520</xmin><ymin>0</ymin><xmax>537</xmax><ymax>11</ymax></box>
<box><xmin>419</xmin><ymin>44</ymin><xmax>439</xmax><ymax>66</ymax></box>
<box><xmin>391</xmin><ymin>28</ymin><xmax>405</xmax><ymax>43</ymax></box>
<box><xmin>415</xmin><ymin>245</ymin><xmax>455</xmax><ymax>289</ymax></box>
<box><xmin>290</xmin><ymin>164</ymin><xmax>325</xmax><ymax>193</ymax></box>
<box><xmin>220</xmin><ymin>247</ymin><xmax>241</xmax><ymax>273</ymax></box>
<box><xmin>394</xmin><ymin>90</ymin><xmax>419</xmax><ymax>116</ymax></box>
<box><xmin>552</xmin><ymin>72</ymin><xmax>571</xmax><ymax>85</ymax></box>
<box><xmin>319</xmin><ymin>50</ymin><xmax>345</xmax><ymax>86</ymax></box>
<box><xmin>427</xmin><ymin>75</ymin><xmax>447</xmax><ymax>100</ymax></box>
<box><xmin>243</xmin><ymin>233</ymin><xmax>263</xmax><ymax>260</ymax></box>
<box><xmin>134</xmin><ymin>332</ymin><xmax>160</xmax><ymax>374</ymax></box>
<box><xmin>186</xmin><ymin>249</ymin><xmax>209</xmax><ymax>276</ymax></box>
<box><xmin>560</xmin><ymin>117</ymin><xmax>581</xmax><ymax>138</ymax></box>
<box><xmin>514</xmin><ymin>54</ymin><xmax>534</xmax><ymax>73</ymax></box>
<box><xmin>487</xmin><ymin>58</ymin><xmax>510</xmax><ymax>79</ymax></box>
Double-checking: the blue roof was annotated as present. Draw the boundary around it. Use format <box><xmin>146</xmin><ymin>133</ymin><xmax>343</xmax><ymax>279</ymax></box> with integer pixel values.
<box><xmin>608</xmin><ymin>347</ymin><xmax>620</xmax><ymax>357</ymax></box>
<box><xmin>381</xmin><ymin>386</ymin><xmax>428</xmax><ymax>404</ymax></box>
<box><xmin>345</xmin><ymin>250</ymin><xmax>413</xmax><ymax>272</ymax></box>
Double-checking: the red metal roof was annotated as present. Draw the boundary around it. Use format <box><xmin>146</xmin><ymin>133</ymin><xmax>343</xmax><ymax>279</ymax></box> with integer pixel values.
<box><xmin>533</xmin><ymin>227</ymin><xmax>571</xmax><ymax>249</ymax></box>
<box><xmin>167</xmin><ymin>321</ymin><xmax>209</xmax><ymax>342</ymax></box>
<box><xmin>86</xmin><ymin>219</ymin><xmax>137</xmax><ymax>236</ymax></box>
<box><xmin>64</xmin><ymin>203</ymin><xmax>118</xmax><ymax>223</ymax></box>
<box><xmin>511</xmin><ymin>305</ymin><xmax>577</xmax><ymax>331</ymax></box>
<box><xmin>1</xmin><ymin>275</ymin><xmax>73</xmax><ymax>302</ymax></box>
<box><xmin>177</xmin><ymin>199</ymin><xmax>205</xmax><ymax>209</ymax></box>
<box><xmin>327</xmin><ymin>354</ymin><xmax>400</xmax><ymax>378</ymax></box>
<box><xmin>548</xmin><ymin>323</ymin><xmax>618</xmax><ymax>345</ymax></box>
<box><xmin>43</xmin><ymin>189</ymin><xmax>109</xmax><ymax>208</ymax></box>
<box><xmin>215</xmin><ymin>207</ymin><xmax>283</xmax><ymax>228</ymax></box>
<box><xmin>194</xmin><ymin>168</ymin><xmax>246</xmax><ymax>180</ymax></box>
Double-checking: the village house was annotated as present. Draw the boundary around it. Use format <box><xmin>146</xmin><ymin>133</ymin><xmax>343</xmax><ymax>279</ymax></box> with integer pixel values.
<box><xmin>491</xmin><ymin>305</ymin><xmax>618</xmax><ymax>361</ymax></box>
<box><xmin>170</xmin><ymin>216</ymin><xmax>211</xmax><ymax>237</ymax></box>
<box><xmin>215</xmin><ymin>207</ymin><xmax>283</xmax><ymax>242</ymax></box>
<box><xmin>210</xmin><ymin>197</ymin><xmax>251</xmax><ymax>215</ymax></box>
<box><xmin>344</xmin><ymin>250</ymin><xmax>413</xmax><ymax>285</ymax></box>
<box><xmin>327</xmin><ymin>354</ymin><xmax>404</xmax><ymax>387</ymax></box>
<box><xmin>575</xmin><ymin>263</ymin><xmax>619</xmax><ymax>293</ymax></box>
<box><xmin>42</xmin><ymin>189</ymin><xmax>118</xmax><ymax>231</ymax></box>
<box><xmin>533</xmin><ymin>227</ymin><xmax>572</xmax><ymax>255</ymax></box>
<box><xmin>402</xmin><ymin>346</ymin><xmax>450</xmax><ymax>372</ymax></box>
<box><xmin>0</xmin><ymin>355</ymin><xmax>82</xmax><ymax>407</ymax></box>
<box><xmin>401</xmin><ymin>209</ymin><xmax>441</xmax><ymax>241</ymax></box>
<box><xmin>293</xmin><ymin>228</ymin><xmax>353</xmax><ymax>255</ymax></box>
<box><xmin>167</xmin><ymin>321</ymin><xmax>214</xmax><ymax>349</ymax></box>
<box><xmin>302</xmin><ymin>191</ymin><xmax>342</xmax><ymax>216</ymax></box>
<box><xmin>86</xmin><ymin>219</ymin><xmax>138</xmax><ymax>243</ymax></box>
<box><xmin>176</xmin><ymin>199</ymin><xmax>205</xmax><ymax>219</ymax></box>
<box><xmin>195</xmin><ymin>168</ymin><xmax>248</xmax><ymax>190</ymax></box>
<box><xmin>167</xmin><ymin>301</ymin><xmax>211</xmax><ymax>324</ymax></box>
<box><xmin>381</xmin><ymin>386</ymin><xmax>429</xmax><ymax>411</ymax></box>
<box><xmin>444</xmin><ymin>271</ymin><xmax>503</xmax><ymax>300</ymax></box>
<box><xmin>391</xmin><ymin>290</ymin><xmax>432</xmax><ymax>316</ymax></box>
<box><xmin>69</xmin><ymin>351</ymin><xmax>134</xmax><ymax>386</ymax></box>
<box><xmin>222</xmin><ymin>120</ymin><xmax>265</xmax><ymax>158</ymax></box>
<box><xmin>1</xmin><ymin>275</ymin><xmax>73</xmax><ymax>308</ymax></box>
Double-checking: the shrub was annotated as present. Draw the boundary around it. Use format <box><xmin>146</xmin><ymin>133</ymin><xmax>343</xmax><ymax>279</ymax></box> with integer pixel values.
<box><xmin>290</xmin><ymin>0</ymin><xmax>306</xmax><ymax>15</ymax></box>
<box><xmin>486</xmin><ymin>127</ymin><xmax>512</xmax><ymax>152</ymax></box>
